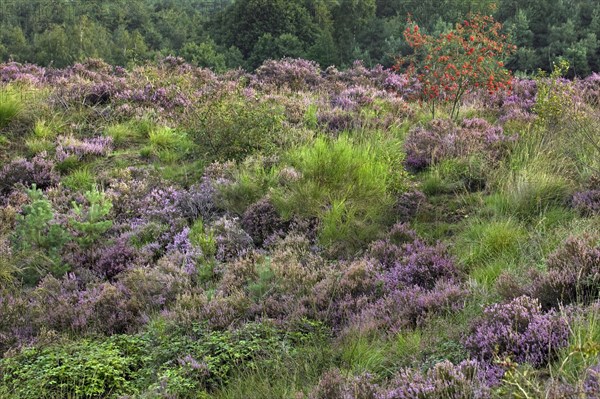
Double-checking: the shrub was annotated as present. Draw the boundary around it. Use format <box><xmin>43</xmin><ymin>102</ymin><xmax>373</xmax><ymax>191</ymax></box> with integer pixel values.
<box><xmin>399</xmin><ymin>13</ymin><xmax>515</xmax><ymax>119</ymax></box>
<box><xmin>95</xmin><ymin>237</ymin><xmax>141</xmax><ymax>279</ymax></box>
<box><xmin>394</xmin><ymin>189</ymin><xmax>427</xmax><ymax>222</ymax></box>
<box><xmin>217</xmin><ymin>157</ymin><xmax>279</xmax><ymax>215</ymax></box>
<box><xmin>69</xmin><ymin>187</ymin><xmax>113</xmax><ymax>249</ymax></box>
<box><xmin>145</xmin><ymin>320</ymin><xmax>328</xmax><ymax>395</ymax></box>
<box><xmin>34</xmin><ymin>275</ymin><xmax>141</xmax><ymax>335</ymax></box>
<box><xmin>188</xmin><ymin>93</ymin><xmax>285</xmax><ymax>161</ymax></box>
<box><xmin>253</xmin><ymin>58</ymin><xmax>323</xmax><ymax>91</ymax></box>
<box><xmin>0</xmin><ymin>239</ymin><xmax>15</xmax><ymax>285</ymax></box>
<box><xmin>309</xmin><ymin>369</ymin><xmax>378</xmax><ymax>399</ymax></box>
<box><xmin>55</xmin><ymin>135</ymin><xmax>113</xmax><ymax>161</ymax></box>
<box><xmin>351</xmin><ymin>225</ymin><xmax>467</xmax><ymax>333</ymax></box>
<box><xmin>464</xmin><ymin>296</ymin><xmax>569</xmax><ymax>367</ymax></box>
<box><xmin>0</xmin><ymin>290</ymin><xmax>37</xmax><ymax>352</ymax></box>
<box><xmin>383</xmin><ymin>243</ymin><xmax>459</xmax><ymax>290</ymax></box>
<box><xmin>178</xmin><ymin>177</ymin><xmax>223</xmax><ymax>222</ymax></box>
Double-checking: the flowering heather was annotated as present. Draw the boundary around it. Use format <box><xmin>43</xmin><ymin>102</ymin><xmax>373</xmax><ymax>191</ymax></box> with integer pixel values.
<box><xmin>572</xmin><ymin>190</ymin><xmax>600</xmax><ymax>216</ymax></box>
<box><xmin>584</xmin><ymin>363</ymin><xmax>600</xmax><ymax>397</ymax></box>
<box><xmin>95</xmin><ymin>237</ymin><xmax>142</xmax><ymax>279</ymax></box>
<box><xmin>178</xmin><ymin>178</ymin><xmax>224</xmax><ymax>222</ymax></box>
<box><xmin>576</xmin><ymin>72</ymin><xmax>600</xmax><ymax>106</ymax></box>
<box><xmin>115</xmin><ymin>83</ymin><xmax>192</xmax><ymax>112</ymax></box>
<box><xmin>317</xmin><ymin>109</ymin><xmax>356</xmax><ymax>132</ymax></box>
<box><xmin>241</xmin><ymin>197</ymin><xmax>286</xmax><ymax>246</ymax></box>
<box><xmin>465</xmin><ymin>296</ymin><xmax>569</xmax><ymax>367</ymax></box>
<box><xmin>0</xmin><ymin>62</ymin><xmax>47</xmax><ymax>85</ymax></box>
<box><xmin>253</xmin><ymin>58</ymin><xmax>323</xmax><ymax>91</ymax></box>
<box><xmin>1</xmin><ymin>55</ymin><xmax>600</xmax><ymax>397</ymax></box>
<box><xmin>355</xmin><ymin>281</ymin><xmax>468</xmax><ymax>333</ymax></box>
<box><xmin>0</xmin><ymin>153</ymin><xmax>59</xmax><ymax>196</ymax></box>
<box><xmin>309</xmin><ymin>369</ymin><xmax>378</xmax><ymax>399</ymax></box>
<box><xmin>55</xmin><ymin>135</ymin><xmax>113</xmax><ymax>161</ymax></box>
<box><xmin>379</xmin><ymin>360</ymin><xmax>492</xmax><ymax>399</ymax></box>
<box><xmin>211</xmin><ymin>216</ymin><xmax>254</xmax><ymax>263</ymax></box>
<box><xmin>529</xmin><ymin>235</ymin><xmax>600</xmax><ymax>309</ymax></box>
<box><xmin>404</xmin><ymin>118</ymin><xmax>514</xmax><ymax>172</ymax></box>
<box><xmin>349</xmin><ymin>225</ymin><xmax>467</xmax><ymax>332</ymax></box>
<box><xmin>394</xmin><ymin>190</ymin><xmax>427</xmax><ymax>222</ymax></box>
<box><xmin>139</xmin><ymin>186</ymin><xmax>187</xmax><ymax>225</ymax></box>
<box><xmin>381</xmin><ymin>240</ymin><xmax>459</xmax><ymax>291</ymax></box>
<box><xmin>165</xmin><ymin>227</ymin><xmax>203</xmax><ymax>274</ymax></box>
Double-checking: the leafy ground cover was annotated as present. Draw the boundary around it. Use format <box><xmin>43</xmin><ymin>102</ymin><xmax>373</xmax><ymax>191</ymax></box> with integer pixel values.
<box><xmin>1</xmin><ymin>56</ymin><xmax>600</xmax><ymax>398</ymax></box>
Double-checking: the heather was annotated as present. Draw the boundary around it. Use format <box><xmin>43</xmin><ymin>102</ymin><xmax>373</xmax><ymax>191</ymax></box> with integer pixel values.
<box><xmin>0</xmin><ymin>56</ymin><xmax>600</xmax><ymax>399</ymax></box>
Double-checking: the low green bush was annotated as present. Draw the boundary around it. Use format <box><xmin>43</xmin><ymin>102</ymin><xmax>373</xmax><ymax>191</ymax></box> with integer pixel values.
<box><xmin>0</xmin><ymin>336</ymin><xmax>147</xmax><ymax>399</ymax></box>
<box><xmin>189</xmin><ymin>94</ymin><xmax>286</xmax><ymax>162</ymax></box>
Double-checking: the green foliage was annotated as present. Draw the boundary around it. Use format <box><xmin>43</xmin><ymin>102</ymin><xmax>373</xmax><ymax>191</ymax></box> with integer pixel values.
<box><xmin>0</xmin><ymin>320</ymin><xmax>329</xmax><ymax>398</ymax></box>
<box><xmin>246</xmin><ymin>261</ymin><xmax>275</xmax><ymax>301</ymax></box>
<box><xmin>105</xmin><ymin>120</ymin><xmax>150</xmax><ymax>148</ymax></box>
<box><xmin>339</xmin><ymin>333</ymin><xmax>396</xmax><ymax>376</ymax></box>
<box><xmin>181</xmin><ymin>39</ymin><xmax>227</xmax><ymax>71</ymax></box>
<box><xmin>144</xmin><ymin>319</ymin><xmax>328</xmax><ymax>395</ymax></box>
<box><xmin>69</xmin><ymin>187</ymin><xmax>113</xmax><ymax>248</ymax></box>
<box><xmin>25</xmin><ymin>137</ymin><xmax>53</xmax><ymax>155</ymax></box>
<box><xmin>422</xmin><ymin>157</ymin><xmax>487</xmax><ymax>195</ymax></box>
<box><xmin>0</xmin><ymin>336</ymin><xmax>147</xmax><ymax>399</ymax></box>
<box><xmin>32</xmin><ymin>119</ymin><xmax>57</xmax><ymax>139</ymax></box>
<box><xmin>2</xmin><ymin>0</ymin><xmax>600</xmax><ymax>71</ymax></box>
<box><xmin>213</xmin><ymin>343</ymin><xmax>334</xmax><ymax>399</ymax></box>
<box><xmin>12</xmin><ymin>186</ymin><xmax>70</xmax><ymax>282</ymax></box>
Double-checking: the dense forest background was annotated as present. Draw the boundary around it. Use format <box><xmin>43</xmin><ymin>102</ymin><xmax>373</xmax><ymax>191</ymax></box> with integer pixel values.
<box><xmin>1</xmin><ymin>0</ymin><xmax>600</xmax><ymax>75</ymax></box>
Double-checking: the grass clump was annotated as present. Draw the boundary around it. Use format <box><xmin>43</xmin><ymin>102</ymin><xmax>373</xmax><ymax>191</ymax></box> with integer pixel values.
<box><xmin>273</xmin><ymin>135</ymin><xmax>404</xmax><ymax>255</ymax></box>
<box><xmin>62</xmin><ymin>168</ymin><xmax>96</xmax><ymax>191</ymax></box>
<box><xmin>142</xmin><ymin>126</ymin><xmax>193</xmax><ymax>163</ymax></box>
<box><xmin>487</xmin><ymin>171</ymin><xmax>572</xmax><ymax>219</ymax></box>
<box><xmin>456</xmin><ymin>218</ymin><xmax>526</xmax><ymax>268</ymax></box>
<box><xmin>0</xmin><ymin>86</ymin><xmax>23</xmax><ymax>129</ymax></box>
<box><xmin>105</xmin><ymin>122</ymin><xmax>148</xmax><ymax>147</ymax></box>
